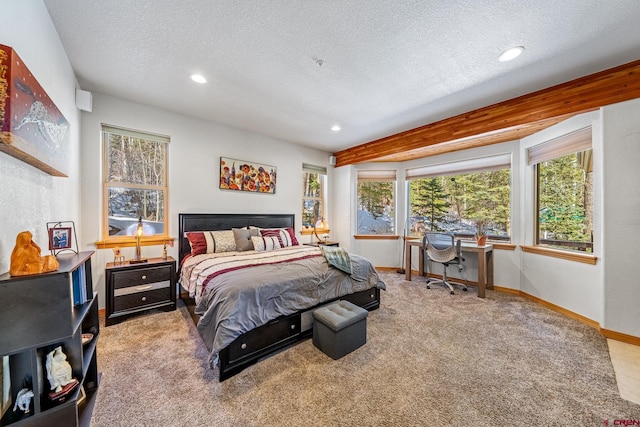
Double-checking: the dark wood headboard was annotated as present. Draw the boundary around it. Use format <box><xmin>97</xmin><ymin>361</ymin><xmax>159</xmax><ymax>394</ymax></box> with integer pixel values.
<box><xmin>178</xmin><ymin>213</ymin><xmax>295</xmax><ymax>263</ymax></box>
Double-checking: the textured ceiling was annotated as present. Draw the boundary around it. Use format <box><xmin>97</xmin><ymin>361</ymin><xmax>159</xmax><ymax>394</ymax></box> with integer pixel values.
<box><xmin>44</xmin><ymin>0</ymin><xmax>640</xmax><ymax>154</ymax></box>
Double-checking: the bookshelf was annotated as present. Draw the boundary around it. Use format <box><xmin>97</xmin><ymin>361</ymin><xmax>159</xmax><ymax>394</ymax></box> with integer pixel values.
<box><xmin>0</xmin><ymin>251</ymin><xmax>99</xmax><ymax>427</ymax></box>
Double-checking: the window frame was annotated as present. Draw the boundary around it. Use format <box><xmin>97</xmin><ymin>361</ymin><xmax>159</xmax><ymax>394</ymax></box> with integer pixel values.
<box><xmin>355</xmin><ymin>170</ymin><xmax>397</xmax><ymax>237</ymax></box>
<box><xmin>523</xmin><ymin>126</ymin><xmax>597</xmax><ymax>264</ymax></box>
<box><xmin>405</xmin><ymin>154</ymin><xmax>512</xmax><ymax>243</ymax></box>
<box><xmin>301</xmin><ymin>164</ymin><xmax>328</xmax><ymax>236</ymax></box>
<box><xmin>99</xmin><ymin>125</ymin><xmax>170</xmax><ymax>247</ymax></box>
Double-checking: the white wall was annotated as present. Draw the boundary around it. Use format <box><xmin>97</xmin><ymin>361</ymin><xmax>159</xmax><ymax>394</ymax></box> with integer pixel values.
<box><xmin>0</xmin><ymin>1</ymin><xmax>81</xmax><ymax>274</ymax></box>
<box><xmin>80</xmin><ymin>93</ymin><xmax>331</xmax><ymax>307</ymax></box>
<box><xmin>519</xmin><ymin>111</ymin><xmax>603</xmax><ymax>323</ymax></box>
<box><xmin>601</xmin><ymin>98</ymin><xmax>640</xmax><ymax>337</ymax></box>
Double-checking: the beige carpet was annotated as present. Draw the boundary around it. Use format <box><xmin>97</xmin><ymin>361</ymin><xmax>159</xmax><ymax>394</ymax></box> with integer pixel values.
<box><xmin>91</xmin><ymin>272</ymin><xmax>640</xmax><ymax>426</ymax></box>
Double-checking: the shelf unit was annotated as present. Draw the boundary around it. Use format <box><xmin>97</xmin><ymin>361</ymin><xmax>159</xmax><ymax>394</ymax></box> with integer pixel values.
<box><xmin>0</xmin><ymin>251</ymin><xmax>99</xmax><ymax>427</ymax></box>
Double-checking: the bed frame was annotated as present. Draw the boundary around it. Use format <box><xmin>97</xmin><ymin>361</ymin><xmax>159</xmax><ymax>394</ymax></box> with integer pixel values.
<box><xmin>178</xmin><ymin>213</ymin><xmax>381</xmax><ymax>381</ymax></box>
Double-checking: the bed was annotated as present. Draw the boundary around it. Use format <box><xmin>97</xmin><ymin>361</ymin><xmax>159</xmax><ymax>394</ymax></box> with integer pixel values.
<box><xmin>178</xmin><ymin>213</ymin><xmax>385</xmax><ymax>381</ymax></box>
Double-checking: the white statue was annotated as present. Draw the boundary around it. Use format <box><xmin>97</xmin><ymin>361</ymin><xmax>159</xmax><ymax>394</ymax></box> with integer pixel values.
<box><xmin>45</xmin><ymin>346</ymin><xmax>74</xmax><ymax>392</ymax></box>
<box><xmin>13</xmin><ymin>388</ymin><xmax>34</xmax><ymax>413</ymax></box>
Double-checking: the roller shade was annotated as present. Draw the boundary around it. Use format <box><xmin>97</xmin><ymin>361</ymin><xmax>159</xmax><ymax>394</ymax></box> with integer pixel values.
<box><xmin>357</xmin><ymin>170</ymin><xmax>397</xmax><ymax>182</ymax></box>
<box><xmin>527</xmin><ymin>127</ymin><xmax>591</xmax><ymax>165</ymax></box>
<box><xmin>102</xmin><ymin>124</ymin><xmax>170</xmax><ymax>144</ymax></box>
<box><xmin>406</xmin><ymin>153</ymin><xmax>511</xmax><ymax>180</ymax></box>
<box><xmin>303</xmin><ymin>163</ymin><xmax>327</xmax><ymax>174</ymax></box>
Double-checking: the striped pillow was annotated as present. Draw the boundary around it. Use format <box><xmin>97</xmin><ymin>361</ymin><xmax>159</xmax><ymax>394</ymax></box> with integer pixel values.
<box><xmin>251</xmin><ymin>227</ymin><xmax>299</xmax><ymax>252</ymax></box>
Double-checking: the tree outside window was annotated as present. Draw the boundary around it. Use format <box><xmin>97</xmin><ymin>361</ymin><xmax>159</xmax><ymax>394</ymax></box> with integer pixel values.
<box><xmin>529</xmin><ymin>127</ymin><xmax>593</xmax><ymax>253</ymax></box>
<box><xmin>357</xmin><ymin>171</ymin><xmax>396</xmax><ymax>235</ymax></box>
<box><xmin>102</xmin><ymin>126</ymin><xmax>168</xmax><ymax>239</ymax></box>
<box><xmin>536</xmin><ymin>149</ymin><xmax>593</xmax><ymax>252</ymax></box>
<box><xmin>302</xmin><ymin>164</ymin><xmax>327</xmax><ymax>233</ymax></box>
<box><xmin>408</xmin><ymin>169</ymin><xmax>511</xmax><ymax>240</ymax></box>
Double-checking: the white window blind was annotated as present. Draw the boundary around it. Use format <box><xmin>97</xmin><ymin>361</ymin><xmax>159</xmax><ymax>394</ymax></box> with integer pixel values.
<box><xmin>357</xmin><ymin>170</ymin><xmax>397</xmax><ymax>182</ymax></box>
<box><xmin>303</xmin><ymin>163</ymin><xmax>327</xmax><ymax>174</ymax></box>
<box><xmin>527</xmin><ymin>127</ymin><xmax>592</xmax><ymax>165</ymax></box>
<box><xmin>102</xmin><ymin>125</ymin><xmax>170</xmax><ymax>144</ymax></box>
<box><xmin>406</xmin><ymin>153</ymin><xmax>511</xmax><ymax>180</ymax></box>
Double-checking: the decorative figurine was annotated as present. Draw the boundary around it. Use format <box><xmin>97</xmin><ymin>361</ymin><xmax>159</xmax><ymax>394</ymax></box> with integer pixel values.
<box><xmin>45</xmin><ymin>346</ymin><xmax>74</xmax><ymax>393</ymax></box>
<box><xmin>112</xmin><ymin>246</ymin><xmax>124</xmax><ymax>264</ymax></box>
<box><xmin>13</xmin><ymin>388</ymin><xmax>34</xmax><ymax>413</ymax></box>
<box><xmin>9</xmin><ymin>231</ymin><xmax>59</xmax><ymax>276</ymax></box>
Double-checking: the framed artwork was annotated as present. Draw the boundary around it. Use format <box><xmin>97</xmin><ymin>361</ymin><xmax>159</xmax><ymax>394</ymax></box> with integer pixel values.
<box><xmin>0</xmin><ymin>44</ymin><xmax>69</xmax><ymax>177</ymax></box>
<box><xmin>219</xmin><ymin>157</ymin><xmax>276</xmax><ymax>194</ymax></box>
<box><xmin>49</xmin><ymin>227</ymin><xmax>71</xmax><ymax>250</ymax></box>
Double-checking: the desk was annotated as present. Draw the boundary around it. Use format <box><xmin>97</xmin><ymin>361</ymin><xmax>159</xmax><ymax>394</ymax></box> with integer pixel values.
<box><xmin>404</xmin><ymin>239</ymin><xmax>494</xmax><ymax>298</ymax></box>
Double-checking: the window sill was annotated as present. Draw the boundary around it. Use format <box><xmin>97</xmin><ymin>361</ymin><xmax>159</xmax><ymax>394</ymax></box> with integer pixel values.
<box><xmin>354</xmin><ymin>235</ymin><xmax>400</xmax><ymax>240</ymax></box>
<box><xmin>95</xmin><ymin>236</ymin><xmax>175</xmax><ymax>249</ymax></box>
<box><xmin>300</xmin><ymin>228</ymin><xmax>330</xmax><ymax>236</ymax></box>
<box><xmin>520</xmin><ymin>245</ymin><xmax>597</xmax><ymax>265</ymax></box>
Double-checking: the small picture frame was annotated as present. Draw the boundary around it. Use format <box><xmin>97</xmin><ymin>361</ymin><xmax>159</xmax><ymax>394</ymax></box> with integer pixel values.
<box><xmin>49</xmin><ymin>227</ymin><xmax>72</xmax><ymax>250</ymax></box>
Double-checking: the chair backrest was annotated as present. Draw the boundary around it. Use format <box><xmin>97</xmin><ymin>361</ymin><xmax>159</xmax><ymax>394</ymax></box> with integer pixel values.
<box><xmin>423</xmin><ymin>232</ymin><xmax>459</xmax><ymax>263</ymax></box>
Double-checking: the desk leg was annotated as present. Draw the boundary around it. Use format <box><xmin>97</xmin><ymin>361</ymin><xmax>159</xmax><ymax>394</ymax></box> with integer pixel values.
<box><xmin>477</xmin><ymin>250</ymin><xmax>486</xmax><ymax>298</ymax></box>
<box><xmin>486</xmin><ymin>250</ymin><xmax>494</xmax><ymax>290</ymax></box>
<box><xmin>405</xmin><ymin>241</ymin><xmax>412</xmax><ymax>281</ymax></box>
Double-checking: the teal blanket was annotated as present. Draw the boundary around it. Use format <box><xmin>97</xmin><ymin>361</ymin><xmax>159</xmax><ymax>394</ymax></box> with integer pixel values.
<box><xmin>321</xmin><ymin>246</ymin><xmax>352</xmax><ymax>274</ymax></box>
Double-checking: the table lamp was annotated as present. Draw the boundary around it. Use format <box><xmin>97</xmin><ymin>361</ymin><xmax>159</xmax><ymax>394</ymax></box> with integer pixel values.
<box><xmin>313</xmin><ymin>217</ymin><xmax>329</xmax><ymax>243</ymax></box>
<box><xmin>130</xmin><ymin>217</ymin><xmax>148</xmax><ymax>263</ymax></box>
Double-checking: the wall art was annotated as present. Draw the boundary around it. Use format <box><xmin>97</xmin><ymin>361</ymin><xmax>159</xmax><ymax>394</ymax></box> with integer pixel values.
<box><xmin>0</xmin><ymin>44</ymin><xmax>68</xmax><ymax>176</ymax></box>
<box><xmin>219</xmin><ymin>157</ymin><xmax>276</xmax><ymax>194</ymax></box>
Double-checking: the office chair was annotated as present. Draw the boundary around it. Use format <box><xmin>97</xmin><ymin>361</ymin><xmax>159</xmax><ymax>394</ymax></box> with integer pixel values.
<box><xmin>423</xmin><ymin>232</ymin><xmax>467</xmax><ymax>295</ymax></box>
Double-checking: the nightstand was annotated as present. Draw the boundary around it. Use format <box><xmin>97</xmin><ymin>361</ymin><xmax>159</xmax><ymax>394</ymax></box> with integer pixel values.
<box><xmin>305</xmin><ymin>241</ymin><xmax>339</xmax><ymax>247</ymax></box>
<box><xmin>105</xmin><ymin>256</ymin><xmax>176</xmax><ymax>326</ymax></box>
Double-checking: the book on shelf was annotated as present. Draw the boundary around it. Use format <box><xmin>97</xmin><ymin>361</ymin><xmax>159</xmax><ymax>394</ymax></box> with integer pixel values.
<box><xmin>71</xmin><ymin>264</ymin><xmax>87</xmax><ymax>306</ymax></box>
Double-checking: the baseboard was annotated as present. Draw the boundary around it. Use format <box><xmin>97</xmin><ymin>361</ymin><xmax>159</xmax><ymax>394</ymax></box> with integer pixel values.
<box><xmin>492</xmin><ymin>286</ymin><xmax>639</xmax><ymax>347</ymax></box>
<box><xmin>396</xmin><ymin>270</ymin><xmax>640</xmax><ymax>346</ymax></box>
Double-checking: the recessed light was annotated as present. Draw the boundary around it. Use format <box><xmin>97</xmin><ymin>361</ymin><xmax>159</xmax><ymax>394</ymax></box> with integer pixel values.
<box><xmin>331</xmin><ymin>125</ymin><xmax>341</xmax><ymax>132</ymax></box>
<box><xmin>190</xmin><ymin>74</ymin><xmax>207</xmax><ymax>84</ymax></box>
<box><xmin>498</xmin><ymin>46</ymin><xmax>524</xmax><ymax>62</ymax></box>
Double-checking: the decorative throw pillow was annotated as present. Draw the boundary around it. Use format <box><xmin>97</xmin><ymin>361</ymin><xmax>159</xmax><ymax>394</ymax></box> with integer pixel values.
<box><xmin>251</xmin><ymin>235</ymin><xmax>283</xmax><ymax>252</ymax></box>
<box><xmin>185</xmin><ymin>231</ymin><xmax>215</xmax><ymax>256</ymax></box>
<box><xmin>259</xmin><ymin>227</ymin><xmax>299</xmax><ymax>248</ymax></box>
<box><xmin>211</xmin><ymin>230</ymin><xmax>236</xmax><ymax>253</ymax></box>
<box><xmin>232</xmin><ymin>228</ymin><xmax>260</xmax><ymax>251</ymax></box>
<box><xmin>185</xmin><ymin>230</ymin><xmax>237</xmax><ymax>256</ymax></box>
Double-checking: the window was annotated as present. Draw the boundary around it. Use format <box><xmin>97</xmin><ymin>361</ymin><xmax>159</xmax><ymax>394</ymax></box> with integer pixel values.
<box><xmin>102</xmin><ymin>125</ymin><xmax>169</xmax><ymax>241</ymax></box>
<box><xmin>529</xmin><ymin>127</ymin><xmax>593</xmax><ymax>252</ymax></box>
<box><xmin>406</xmin><ymin>154</ymin><xmax>511</xmax><ymax>240</ymax></box>
<box><xmin>302</xmin><ymin>164</ymin><xmax>327</xmax><ymax>234</ymax></box>
<box><xmin>357</xmin><ymin>170</ymin><xmax>396</xmax><ymax>235</ymax></box>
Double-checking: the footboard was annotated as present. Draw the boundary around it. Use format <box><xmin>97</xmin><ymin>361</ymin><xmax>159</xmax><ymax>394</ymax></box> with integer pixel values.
<box><xmin>181</xmin><ymin>287</ymin><xmax>380</xmax><ymax>381</ymax></box>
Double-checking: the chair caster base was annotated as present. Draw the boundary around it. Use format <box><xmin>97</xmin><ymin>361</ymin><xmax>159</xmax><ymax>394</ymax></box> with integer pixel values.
<box><xmin>426</xmin><ymin>285</ymin><xmax>431</xmax><ymax>289</ymax></box>
<box><xmin>462</xmin><ymin>287</ymin><xmax>468</xmax><ymax>292</ymax></box>
<box><xmin>450</xmin><ymin>291</ymin><xmax>454</xmax><ymax>295</ymax></box>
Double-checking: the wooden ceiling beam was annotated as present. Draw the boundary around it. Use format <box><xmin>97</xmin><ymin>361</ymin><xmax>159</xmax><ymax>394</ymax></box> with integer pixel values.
<box><xmin>334</xmin><ymin>58</ymin><xmax>640</xmax><ymax>167</ymax></box>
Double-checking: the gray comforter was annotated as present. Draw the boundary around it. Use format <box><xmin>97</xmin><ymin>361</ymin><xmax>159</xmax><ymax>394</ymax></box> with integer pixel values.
<box><xmin>179</xmin><ymin>246</ymin><xmax>385</xmax><ymax>365</ymax></box>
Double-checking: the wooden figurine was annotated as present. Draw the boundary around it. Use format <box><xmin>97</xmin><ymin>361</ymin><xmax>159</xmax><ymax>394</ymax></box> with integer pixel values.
<box><xmin>9</xmin><ymin>231</ymin><xmax>59</xmax><ymax>276</ymax></box>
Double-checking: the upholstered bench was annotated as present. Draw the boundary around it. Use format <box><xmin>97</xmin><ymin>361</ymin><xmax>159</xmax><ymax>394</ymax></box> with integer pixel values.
<box><xmin>312</xmin><ymin>300</ymin><xmax>368</xmax><ymax>360</ymax></box>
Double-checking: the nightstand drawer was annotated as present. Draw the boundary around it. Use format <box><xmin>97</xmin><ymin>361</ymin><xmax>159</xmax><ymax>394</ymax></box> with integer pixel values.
<box><xmin>114</xmin><ymin>286</ymin><xmax>172</xmax><ymax>312</ymax></box>
<box><xmin>111</xmin><ymin>266</ymin><xmax>173</xmax><ymax>289</ymax></box>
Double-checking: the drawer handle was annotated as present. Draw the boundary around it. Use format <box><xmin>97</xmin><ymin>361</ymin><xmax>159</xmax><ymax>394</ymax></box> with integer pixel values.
<box><xmin>136</xmin><ymin>285</ymin><xmax>153</xmax><ymax>291</ymax></box>
<box><xmin>241</xmin><ymin>343</ymin><xmax>247</xmax><ymax>350</ymax></box>
<box><xmin>141</xmin><ymin>296</ymin><xmax>147</xmax><ymax>302</ymax></box>
<box><xmin>290</xmin><ymin>324</ymin><xmax>295</xmax><ymax>330</ymax></box>
<box><xmin>141</xmin><ymin>275</ymin><xmax>147</xmax><ymax>280</ymax></box>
